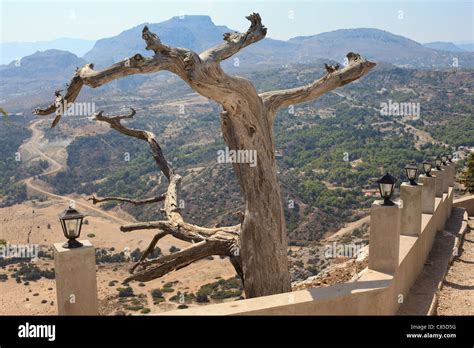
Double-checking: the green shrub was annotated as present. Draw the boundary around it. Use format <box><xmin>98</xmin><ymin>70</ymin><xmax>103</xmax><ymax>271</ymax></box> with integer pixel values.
<box><xmin>196</xmin><ymin>293</ymin><xmax>209</xmax><ymax>303</ymax></box>
<box><xmin>169</xmin><ymin>246</ymin><xmax>180</xmax><ymax>253</ymax></box>
<box><xmin>117</xmin><ymin>287</ymin><xmax>134</xmax><ymax>298</ymax></box>
<box><xmin>124</xmin><ymin>304</ymin><xmax>143</xmax><ymax>311</ymax></box>
<box><xmin>210</xmin><ymin>290</ymin><xmax>242</xmax><ymax>300</ymax></box>
<box><xmin>153</xmin><ymin>297</ymin><xmax>165</xmax><ymax>305</ymax></box>
<box><xmin>163</xmin><ymin>281</ymin><xmax>175</xmax><ymax>288</ymax></box>
<box><xmin>151</xmin><ymin>289</ymin><xmax>163</xmax><ymax>299</ymax></box>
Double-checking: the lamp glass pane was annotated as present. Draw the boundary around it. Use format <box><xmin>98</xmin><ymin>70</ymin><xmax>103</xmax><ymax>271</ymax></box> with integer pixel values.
<box><xmin>407</xmin><ymin>168</ymin><xmax>417</xmax><ymax>180</ymax></box>
<box><xmin>380</xmin><ymin>183</ymin><xmax>393</xmax><ymax>198</ymax></box>
<box><xmin>423</xmin><ymin>163</ymin><xmax>431</xmax><ymax>173</ymax></box>
<box><xmin>66</xmin><ymin>220</ymin><xmax>78</xmax><ymax>238</ymax></box>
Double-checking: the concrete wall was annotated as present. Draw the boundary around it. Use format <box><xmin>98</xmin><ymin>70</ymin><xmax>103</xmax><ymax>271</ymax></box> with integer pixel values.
<box><xmin>161</xmin><ymin>173</ymin><xmax>460</xmax><ymax>316</ymax></box>
<box><xmin>453</xmin><ymin>195</ymin><xmax>474</xmax><ymax>216</ymax></box>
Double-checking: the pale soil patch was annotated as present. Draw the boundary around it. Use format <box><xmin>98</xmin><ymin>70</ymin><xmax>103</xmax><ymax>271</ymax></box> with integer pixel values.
<box><xmin>0</xmin><ymin>259</ymin><xmax>56</xmax><ymax>315</ymax></box>
<box><xmin>0</xmin><ymin>199</ymin><xmax>235</xmax><ymax>315</ymax></box>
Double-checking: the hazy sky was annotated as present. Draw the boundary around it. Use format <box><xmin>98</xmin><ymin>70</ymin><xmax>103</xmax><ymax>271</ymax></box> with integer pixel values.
<box><xmin>1</xmin><ymin>0</ymin><xmax>473</xmax><ymax>43</ymax></box>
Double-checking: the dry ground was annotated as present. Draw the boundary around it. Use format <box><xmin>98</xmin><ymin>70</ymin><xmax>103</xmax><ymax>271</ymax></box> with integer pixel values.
<box><xmin>0</xmin><ymin>198</ymin><xmax>236</xmax><ymax>315</ymax></box>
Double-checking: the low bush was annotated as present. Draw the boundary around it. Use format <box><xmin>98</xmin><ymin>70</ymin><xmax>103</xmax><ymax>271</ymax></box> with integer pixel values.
<box><xmin>117</xmin><ymin>287</ymin><xmax>134</xmax><ymax>298</ymax></box>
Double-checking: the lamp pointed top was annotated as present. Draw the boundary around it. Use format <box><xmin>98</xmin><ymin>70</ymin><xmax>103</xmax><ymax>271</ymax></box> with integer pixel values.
<box><xmin>377</xmin><ymin>172</ymin><xmax>396</xmax><ymax>185</ymax></box>
<box><xmin>58</xmin><ymin>206</ymin><xmax>84</xmax><ymax>220</ymax></box>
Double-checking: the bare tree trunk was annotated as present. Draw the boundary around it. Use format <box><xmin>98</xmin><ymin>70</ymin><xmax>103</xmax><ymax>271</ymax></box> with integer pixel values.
<box><xmin>220</xmin><ymin>103</ymin><xmax>291</xmax><ymax>296</ymax></box>
<box><xmin>33</xmin><ymin>13</ymin><xmax>375</xmax><ymax>298</ymax></box>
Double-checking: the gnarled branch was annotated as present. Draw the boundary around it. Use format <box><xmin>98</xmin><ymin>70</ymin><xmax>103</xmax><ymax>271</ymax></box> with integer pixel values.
<box><xmin>130</xmin><ymin>231</ymin><xmax>168</xmax><ymax>273</ymax></box>
<box><xmin>124</xmin><ymin>239</ymin><xmax>233</xmax><ymax>283</ymax></box>
<box><xmin>33</xmin><ymin>56</ymin><xmax>167</xmax><ymax>126</ymax></box>
<box><xmin>33</xmin><ymin>26</ymin><xmax>200</xmax><ymax>128</ymax></box>
<box><xmin>142</xmin><ymin>25</ymin><xmax>171</xmax><ymax>55</ymax></box>
<box><xmin>94</xmin><ymin>109</ymin><xmax>172</xmax><ymax>180</ymax></box>
<box><xmin>90</xmin><ymin>109</ymin><xmax>241</xmax><ymax>282</ymax></box>
<box><xmin>121</xmin><ymin>219</ymin><xmax>240</xmax><ymax>238</ymax></box>
<box><xmin>200</xmin><ymin>12</ymin><xmax>267</xmax><ymax>62</ymax></box>
<box><xmin>88</xmin><ymin>194</ymin><xmax>165</xmax><ymax>206</ymax></box>
<box><xmin>260</xmin><ymin>52</ymin><xmax>376</xmax><ymax>117</ymax></box>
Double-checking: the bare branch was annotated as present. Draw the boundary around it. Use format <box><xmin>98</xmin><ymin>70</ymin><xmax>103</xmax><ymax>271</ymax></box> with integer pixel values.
<box><xmin>199</xmin><ymin>13</ymin><xmax>267</xmax><ymax>62</ymax></box>
<box><xmin>124</xmin><ymin>240</ymin><xmax>231</xmax><ymax>283</ymax></box>
<box><xmin>130</xmin><ymin>231</ymin><xmax>168</xmax><ymax>273</ymax></box>
<box><xmin>261</xmin><ymin>52</ymin><xmax>376</xmax><ymax>116</ymax></box>
<box><xmin>142</xmin><ymin>25</ymin><xmax>200</xmax><ymax>73</ymax></box>
<box><xmin>93</xmin><ymin>109</ymin><xmax>172</xmax><ymax>180</ymax></box>
<box><xmin>121</xmin><ymin>219</ymin><xmax>239</xmax><ymax>239</ymax></box>
<box><xmin>142</xmin><ymin>25</ymin><xmax>171</xmax><ymax>55</ymax></box>
<box><xmin>32</xmin><ymin>56</ymin><xmax>168</xmax><ymax>126</ymax></box>
<box><xmin>33</xmin><ymin>26</ymin><xmax>201</xmax><ymax>128</ymax></box>
<box><xmin>90</xmin><ymin>107</ymin><xmax>242</xmax><ymax>281</ymax></box>
<box><xmin>88</xmin><ymin>193</ymin><xmax>165</xmax><ymax>206</ymax></box>
<box><xmin>120</xmin><ymin>220</ymin><xmax>174</xmax><ymax>233</ymax></box>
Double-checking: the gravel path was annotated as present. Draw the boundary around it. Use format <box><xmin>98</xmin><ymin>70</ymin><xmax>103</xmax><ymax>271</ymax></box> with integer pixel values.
<box><xmin>436</xmin><ymin>218</ymin><xmax>474</xmax><ymax>315</ymax></box>
<box><xmin>397</xmin><ymin>207</ymin><xmax>468</xmax><ymax>315</ymax></box>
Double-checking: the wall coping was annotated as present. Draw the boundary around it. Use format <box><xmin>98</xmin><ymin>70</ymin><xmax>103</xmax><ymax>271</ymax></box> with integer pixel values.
<box><xmin>157</xmin><ymin>186</ymin><xmax>459</xmax><ymax>315</ymax></box>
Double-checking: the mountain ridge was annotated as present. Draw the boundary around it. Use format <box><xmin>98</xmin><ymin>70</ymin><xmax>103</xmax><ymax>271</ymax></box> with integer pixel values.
<box><xmin>2</xmin><ymin>16</ymin><xmax>473</xmax><ymax>70</ymax></box>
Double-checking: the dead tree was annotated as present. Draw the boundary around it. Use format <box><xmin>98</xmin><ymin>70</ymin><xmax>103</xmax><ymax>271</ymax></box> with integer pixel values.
<box><xmin>34</xmin><ymin>13</ymin><xmax>375</xmax><ymax>298</ymax></box>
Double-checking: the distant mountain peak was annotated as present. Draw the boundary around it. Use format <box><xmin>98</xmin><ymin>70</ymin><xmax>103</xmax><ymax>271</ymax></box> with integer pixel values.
<box><xmin>167</xmin><ymin>14</ymin><xmax>214</xmax><ymax>23</ymax></box>
<box><xmin>290</xmin><ymin>27</ymin><xmax>421</xmax><ymax>46</ymax></box>
<box><xmin>423</xmin><ymin>41</ymin><xmax>465</xmax><ymax>52</ymax></box>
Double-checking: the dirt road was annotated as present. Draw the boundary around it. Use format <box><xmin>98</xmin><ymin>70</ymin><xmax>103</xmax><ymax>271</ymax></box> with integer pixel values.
<box><xmin>20</xmin><ymin>120</ymin><xmax>129</xmax><ymax>225</ymax></box>
<box><xmin>323</xmin><ymin>215</ymin><xmax>370</xmax><ymax>242</ymax></box>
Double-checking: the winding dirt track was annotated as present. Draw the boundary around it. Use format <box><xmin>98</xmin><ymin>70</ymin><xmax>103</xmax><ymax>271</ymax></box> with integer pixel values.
<box><xmin>21</xmin><ymin>120</ymin><xmax>129</xmax><ymax>225</ymax></box>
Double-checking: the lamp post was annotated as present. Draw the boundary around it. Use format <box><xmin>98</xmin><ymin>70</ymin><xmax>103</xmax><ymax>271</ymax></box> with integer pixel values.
<box><xmin>435</xmin><ymin>156</ymin><xmax>442</xmax><ymax>170</ymax></box>
<box><xmin>58</xmin><ymin>206</ymin><xmax>85</xmax><ymax>249</ymax></box>
<box><xmin>54</xmin><ymin>205</ymin><xmax>98</xmax><ymax>315</ymax></box>
<box><xmin>404</xmin><ymin>164</ymin><xmax>418</xmax><ymax>185</ymax></box>
<box><xmin>376</xmin><ymin>172</ymin><xmax>396</xmax><ymax>206</ymax></box>
<box><xmin>422</xmin><ymin>161</ymin><xmax>432</xmax><ymax>177</ymax></box>
<box><xmin>441</xmin><ymin>154</ymin><xmax>448</xmax><ymax>166</ymax></box>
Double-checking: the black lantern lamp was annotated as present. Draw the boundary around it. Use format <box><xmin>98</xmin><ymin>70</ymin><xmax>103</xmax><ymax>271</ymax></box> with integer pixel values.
<box><xmin>377</xmin><ymin>172</ymin><xmax>396</xmax><ymax>206</ymax></box>
<box><xmin>422</xmin><ymin>161</ymin><xmax>432</xmax><ymax>177</ymax></box>
<box><xmin>435</xmin><ymin>156</ymin><xmax>442</xmax><ymax>170</ymax></box>
<box><xmin>405</xmin><ymin>164</ymin><xmax>418</xmax><ymax>185</ymax></box>
<box><xmin>441</xmin><ymin>154</ymin><xmax>448</xmax><ymax>165</ymax></box>
<box><xmin>58</xmin><ymin>206</ymin><xmax>85</xmax><ymax>248</ymax></box>
<box><xmin>447</xmin><ymin>153</ymin><xmax>453</xmax><ymax>162</ymax></box>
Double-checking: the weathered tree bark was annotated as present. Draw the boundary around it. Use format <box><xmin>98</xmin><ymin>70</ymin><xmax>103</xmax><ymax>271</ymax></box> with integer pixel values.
<box><xmin>34</xmin><ymin>13</ymin><xmax>375</xmax><ymax>298</ymax></box>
